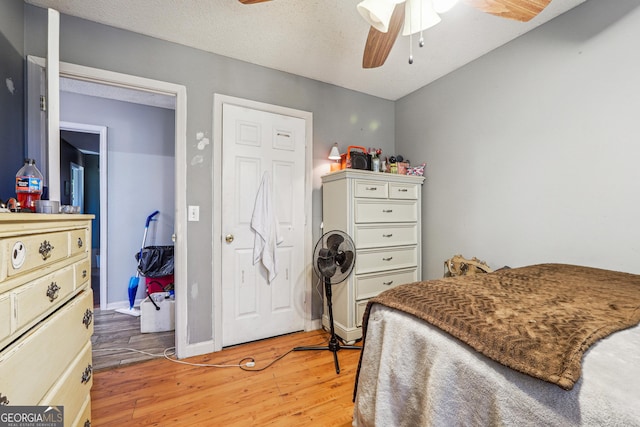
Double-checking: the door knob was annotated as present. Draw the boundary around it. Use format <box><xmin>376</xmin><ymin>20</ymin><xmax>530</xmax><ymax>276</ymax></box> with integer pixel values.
<box><xmin>225</xmin><ymin>234</ymin><xmax>234</xmax><ymax>243</ymax></box>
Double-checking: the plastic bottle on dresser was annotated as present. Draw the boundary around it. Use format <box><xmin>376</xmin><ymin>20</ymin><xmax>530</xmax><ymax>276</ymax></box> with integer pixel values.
<box><xmin>15</xmin><ymin>158</ymin><xmax>43</xmax><ymax>212</ymax></box>
<box><xmin>371</xmin><ymin>151</ymin><xmax>380</xmax><ymax>172</ymax></box>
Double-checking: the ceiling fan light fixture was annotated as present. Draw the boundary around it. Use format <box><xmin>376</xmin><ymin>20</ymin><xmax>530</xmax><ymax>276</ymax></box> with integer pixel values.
<box><xmin>357</xmin><ymin>0</ymin><xmax>404</xmax><ymax>33</ymax></box>
<box><xmin>402</xmin><ymin>0</ymin><xmax>441</xmax><ymax>36</ymax></box>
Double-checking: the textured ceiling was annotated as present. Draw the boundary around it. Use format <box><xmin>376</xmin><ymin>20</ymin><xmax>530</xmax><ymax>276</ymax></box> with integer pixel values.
<box><xmin>25</xmin><ymin>0</ymin><xmax>587</xmax><ymax>100</ymax></box>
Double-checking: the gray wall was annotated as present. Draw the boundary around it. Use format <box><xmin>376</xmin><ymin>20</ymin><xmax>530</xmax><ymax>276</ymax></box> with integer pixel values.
<box><xmin>60</xmin><ymin>91</ymin><xmax>176</xmax><ymax>306</ymax></box>
<box><xmin>22</xmin><ymin>4</ymin><xmax>395</xmax><ymax>345</ymax></box>
<box><xmin>396</xmin><ymin>0</ymin><xmax>640</xmax><ymax>279</ymax></box>
<box><xmin>0</xmin><ymin>0</ymin><xmax>24</xmax><ymax>201</ymax></box>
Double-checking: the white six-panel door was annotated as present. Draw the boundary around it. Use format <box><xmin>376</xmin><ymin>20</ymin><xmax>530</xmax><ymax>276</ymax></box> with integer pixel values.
<box><xmin>221</xmin><ymin>104</ymin><xmax>306</xmax><ymax>346</ymax></box>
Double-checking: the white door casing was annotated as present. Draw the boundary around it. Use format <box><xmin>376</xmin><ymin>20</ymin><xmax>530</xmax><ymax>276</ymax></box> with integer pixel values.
<box><xmin>29</xmin><ymin>56</ymin><xmax>189</xmax><ymax>358</ymax></box>
<box><xmin>47</xmin><ymin>9</ymin><xmax>61</xmax><ymax>203</ymax></box>
<box><xmin>221</xmin><ymin>104</ymin><xmax>306</xmax><ymax>347</ymax></box>
<box><xmin>213</xmin><ymin>94</ymin><xmax>314</xmax><ymax>351</ymax></box>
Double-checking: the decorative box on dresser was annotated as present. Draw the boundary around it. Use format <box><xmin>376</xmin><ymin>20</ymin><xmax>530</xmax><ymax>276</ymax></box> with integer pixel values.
<box><xmin>321</xmin><ymin>169</ymin><xmax>424</xmax><ymax>342</ymax></box>
<box><xmin>0</xmin><ymin>213</ymin><xmax>94</xmax><ymax>427</ymax></box>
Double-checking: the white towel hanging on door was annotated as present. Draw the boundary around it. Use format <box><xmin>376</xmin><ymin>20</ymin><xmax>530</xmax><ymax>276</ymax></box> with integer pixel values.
<box><xmin>251</xmin><ymin>171</ymin><xmax>283</xmax><ymax>283</ymax></box>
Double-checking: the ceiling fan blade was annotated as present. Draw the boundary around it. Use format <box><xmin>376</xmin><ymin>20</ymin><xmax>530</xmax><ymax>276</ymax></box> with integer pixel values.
<box><xmin>238</xmin><ymin>0</ymin><xmax>272</xmax><ymax>4</ymax></box>
<box><xmin>463</xmin><ymin>0</ymin><xmax>552</xmax><ymax>22</ymax></box>
<box><xmin>362</xmin><ymin>2</ymin><xmax>405</xmax><ymax>69</ymax></box>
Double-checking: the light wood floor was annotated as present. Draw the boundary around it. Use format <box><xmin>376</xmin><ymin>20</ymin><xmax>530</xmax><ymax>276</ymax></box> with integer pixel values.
<box><xmin>92</xmin><ymin>329</ymin><xmax>362</xmax><ymax>426</ymax></box>
<box><xmin>92</xmin><ymin>309</ymin><xmax>175</xmax><ymax>371</ymax></box>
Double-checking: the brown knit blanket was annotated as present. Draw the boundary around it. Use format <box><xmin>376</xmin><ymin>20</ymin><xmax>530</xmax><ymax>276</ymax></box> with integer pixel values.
<box><xmin>361</xmin><ymin>264</ymin><xmax>640</xmax><ymax>390</ymax></box>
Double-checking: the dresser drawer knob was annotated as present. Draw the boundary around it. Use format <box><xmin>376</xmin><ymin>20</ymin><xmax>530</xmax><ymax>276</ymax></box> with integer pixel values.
<box><xmin>46</xmin><ymin>282</ymin><xmax>60</xmax><ymax>302</ymax></box>
<box><xmin>366</xmin><ymin>187</ymin><xmax>377</xmax><ymax>191</ymax></box>
<box><xmin>383</xmin><ymin>280</ymin><xmax>394</xmax><ymax>286</ymax></box>
<box><xmin>77</xmin><ymin>237</ymin><xmax>84</xmax><ymax>248</ymax></box>
<box><xmin>83</xmin><ymin>269</ymin><xmax>88</xmax><ymax>278</ymax></box>
<box><xmin>81</xmin><ymin>364</ymin><xmax>93</xmax><ymax>384</ymax></box>
<box><xmin>398</xmin><ymin>188</ymin><xmax>408</xmax><ymax>192</ymax></box>
<box><xmin>84</xmin><ymin>420</ymin><xmax>91</xmax><ymax>427</ymax></box>
<box><xmin>39</xmin><ymin>240</ymin><xmax>54</xmax><ymax>260</ymax></box>
<box><xmin>382</xmin><ymin>209</ymin><xmax>393</xmax><ymax>213</ymax></box>
<box><xmin>382</xmin><ymin>257</ymin><xmax>393</xmax><ymax>261</ymax></box>
<box><xmin>0</xmin><ymin>393</ymin><xmax>9</xmax><ymax>406</ymax></box>
<box><xmin>11</xmin><ymin>241</ymin><xmax>26</xmax><ymax>269</ymax></box>
<box><xmin>82</xmin><ymin>309</ymin><xmax>93</xmax><ymax>328</ymax></box>
<box><xmin>382</xmin><ymin>234</ymin><xmax>393</xmax><ymax>238</ymax></box>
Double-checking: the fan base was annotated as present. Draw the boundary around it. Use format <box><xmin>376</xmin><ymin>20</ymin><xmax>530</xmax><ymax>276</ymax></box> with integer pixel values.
<box><xmin>293</xmin><ymin>336</ymin><xmax>360</xmax><ymax>374</ymax></box>
<box><xmin>293</xmin><ymin>277</ymin><xmax>360</xmax><ymax>374</ymax></box>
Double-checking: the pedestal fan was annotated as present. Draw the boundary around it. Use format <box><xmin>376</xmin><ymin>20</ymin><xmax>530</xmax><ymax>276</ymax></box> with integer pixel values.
<box><xmin>294</xmin><ymin>230</ymin><xmax>361</xmax><ymax>374</ymax></box>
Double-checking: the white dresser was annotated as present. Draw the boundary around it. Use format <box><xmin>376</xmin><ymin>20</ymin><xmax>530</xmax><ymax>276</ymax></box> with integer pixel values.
<box><xmin>0</xmin><ymin>213</ymin><xmax>94</xmax><ymax>427</ymax></box>
<box><xmin>321</xmin><ymin>169</ymin><xmax>424</xmax><ymax>342</ymax></box>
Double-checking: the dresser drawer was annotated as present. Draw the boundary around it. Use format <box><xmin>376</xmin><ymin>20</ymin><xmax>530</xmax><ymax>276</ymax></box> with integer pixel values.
<box><xmin>0</xmin><ymin>289</ymin><xmax>93</xmax><ymax>405</ymax></box>
<box><xmin>389</xmin><ymin>183</ymin><xmax>418</xmax><ymax>200</ymax></box>
<box><xmin>355</xmin><ymin>246</ymin><xmax>418</xmax><ymax>275</ymax></box>
<box><xmin>14</xmin><ymin>264</ymin><xmax>76</xmax><ymax>331</ymax></box>
<box><xmin>354</xmin><ymin>200</ymin><xmax>417</xmax><ymax>223</ymax></box>
<box><xmin>69</xmin><ymin>228</ymin><xmax>89</xmax><ymax>257</ymax></box>
<box><xmin>354</xmin><ymin>224</ymin><xmax>418</xmax><ymax>249</ymax></box>
<box><xmin>0</xmin><ymin>293</ymin><xmax>11</xmax><ymax>344</ymax></box>
<box><xmin>353</xmin><ymin>179</ymin><xmax>388</xmax><ymax>199</ymax></box>
<box><xmin>75</xmin><ymin>258</ymin><xmax>91</xmax><ymax>289</ymax></box>
<box><xmin>72</xmin><ymin>395</ymin><xmax>91</xmax><ymax>427</ymax></box>
<box><xmin>355</xmin><ymin>268</ymin><xmax>418</xmax><ymax>300</ymax></box>
<box><xmin>3</xmin><ymin>231</ymin><xmax>70</xmax><ymax>279</ymax></box>
<box><xmin>40</xmin><ymin>341</ymin><xmax>93</xmax><ymax>427</ymax></box>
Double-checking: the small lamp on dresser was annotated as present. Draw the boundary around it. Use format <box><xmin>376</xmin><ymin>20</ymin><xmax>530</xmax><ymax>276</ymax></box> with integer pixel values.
<box><xmin>328</xmin><ymin>143</ymin><xmax>341</xmax><ymax>172</ymax></box>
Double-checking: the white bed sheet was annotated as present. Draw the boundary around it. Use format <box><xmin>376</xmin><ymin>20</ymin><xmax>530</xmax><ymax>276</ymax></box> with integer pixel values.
<box><xmin>353</xmin><ymin>304</ymin><xmax>640</xmax><ymax>427</ymax></box>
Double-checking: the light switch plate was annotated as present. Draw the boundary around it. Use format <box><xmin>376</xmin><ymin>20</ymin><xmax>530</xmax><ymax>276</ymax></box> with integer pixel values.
<box><xmin>188</xmin><ymin>205</ymin><xmax>199</xmax><ymax>222</ymax></box>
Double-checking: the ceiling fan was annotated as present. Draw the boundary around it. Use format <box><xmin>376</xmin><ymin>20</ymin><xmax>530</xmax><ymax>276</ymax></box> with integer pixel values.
<box><xmin>238</xmin><ymin>0</ymin><xmax>552</xmax><ymax>68</ymax></box>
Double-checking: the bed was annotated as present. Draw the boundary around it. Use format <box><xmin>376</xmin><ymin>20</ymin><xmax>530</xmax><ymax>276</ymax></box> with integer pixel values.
<box><xmin>352</xmin><ymin>264</ymin><xmax>640</xmax><ymax>426</ymax></box>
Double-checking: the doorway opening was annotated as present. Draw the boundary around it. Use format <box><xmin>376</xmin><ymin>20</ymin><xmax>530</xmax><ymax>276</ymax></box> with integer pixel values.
<box><xmin>60</xmin><ymin>125</ymin><xmax>101</xmax><ymax>306</ymax></box>
<box><xmin>59</xmin><ymin>81</ymin><xmax>176</xmax><ymax>313</ymax></box>
<box><xmin>28</xmin><ymin>56</ymin><xmax>190</xmax><ymax>358</ymax></box>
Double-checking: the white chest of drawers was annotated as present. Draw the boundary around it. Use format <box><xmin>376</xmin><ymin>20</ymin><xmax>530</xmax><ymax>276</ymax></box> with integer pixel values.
<box><xmin>0</xmin><ymin>213</ymin><xmax>94</xmax><ymax>427</ymax></box>
<box><xmin>321</xmin><ymin>170</ymin><xmax>424</xmax><ymax>342</ymax></box>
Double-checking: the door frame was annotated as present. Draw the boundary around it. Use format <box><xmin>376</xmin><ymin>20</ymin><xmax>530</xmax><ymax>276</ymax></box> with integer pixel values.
<box><xmin>30</xmin><ymin>57</ymin><xmax>189</xmax><ymax>358</ymax></box>
<box><xmin>212</xmin><ymin>94</ymin><xmax>314</xmax><ymax>351</ymax></box>
<box><xmin>60</xmin><ymin>121</ymin><xmax>108</xmax><ymax>310</ymax></box>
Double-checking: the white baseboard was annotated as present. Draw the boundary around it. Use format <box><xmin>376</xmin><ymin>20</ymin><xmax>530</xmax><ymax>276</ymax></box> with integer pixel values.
<box><xmin>106</xmin><ymin>299</ymin><xmax>144</xmax><ymax>311</ymax></box>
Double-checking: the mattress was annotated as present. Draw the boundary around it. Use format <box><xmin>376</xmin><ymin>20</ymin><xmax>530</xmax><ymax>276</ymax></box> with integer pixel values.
<box><xmin>353</xmin><ymin>304</ymin><xmax>640</xmax><ymax>426</ymax></box>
